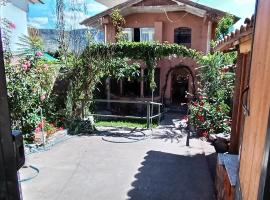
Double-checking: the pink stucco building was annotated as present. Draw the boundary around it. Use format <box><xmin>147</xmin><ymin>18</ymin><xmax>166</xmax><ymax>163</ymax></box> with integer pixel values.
<box><xmin>81</xmin><ymin>0</ymin><xmax>235</xmax><ymax>105</ymax></box>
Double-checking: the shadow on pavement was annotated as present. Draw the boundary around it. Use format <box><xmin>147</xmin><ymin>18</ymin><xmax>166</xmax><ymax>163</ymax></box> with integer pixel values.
<box><xmin>127</xmin><ymin>151</ymin><xmax>215</xmax><ymax>200</ymax></box>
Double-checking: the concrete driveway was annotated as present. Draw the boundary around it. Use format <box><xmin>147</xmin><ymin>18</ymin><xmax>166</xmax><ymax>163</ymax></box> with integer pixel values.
<box><xmin>20</xmin><ymin>125</ymin><xmax>216</xmax><ymax>200</ymax></box>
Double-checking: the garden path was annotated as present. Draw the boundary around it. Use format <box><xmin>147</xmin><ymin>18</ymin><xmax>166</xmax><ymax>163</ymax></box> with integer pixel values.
<box><xmin>20</xmin><ymin>113</ymin><xmax>216</xmax><ymax>200</ymax></box>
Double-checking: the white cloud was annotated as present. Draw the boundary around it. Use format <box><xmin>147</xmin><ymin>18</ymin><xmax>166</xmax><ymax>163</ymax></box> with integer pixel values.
<box><xmin>86</xmin><ymin>2</ymin><xmax>107</xmax><ymax>13</ymax></box>
<box><xmin>28</xmin><ymin>17</ymin><xmax>49</xmax><ymax>29</ymax></box>
<box><xmin>64</xmin><ymin>10</ymin><xmax>89</xmax><ymax>29</ymax></box>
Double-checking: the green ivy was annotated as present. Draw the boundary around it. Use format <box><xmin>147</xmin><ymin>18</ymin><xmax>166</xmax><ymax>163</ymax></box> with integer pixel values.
<box><xmin>83</xmin><ymin>41</ymin><xmax>201</xmax><ymax>90</ymax></box>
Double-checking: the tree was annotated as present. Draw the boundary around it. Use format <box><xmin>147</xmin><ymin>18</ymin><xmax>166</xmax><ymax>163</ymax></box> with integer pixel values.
<box><xmin>216</xmin><ymin>14</ymin><xmax>235</xmax><ymax>40</ymax></box>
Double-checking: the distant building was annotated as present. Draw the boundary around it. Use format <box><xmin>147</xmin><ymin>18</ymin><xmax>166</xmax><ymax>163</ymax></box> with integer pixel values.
<box><xmin>81</xmin><ymin>0</ymin><xmax>239</xmax><ymax>105</ymax></box>
<box><xmin>0</xmin><ymin>0</ymin><xmax>43</xmax><ymax>52</ymax></box>
<box><xmin>37</xmin><ymin>28</ymin><xmax>104</xmax><ymax>53</ymax></box>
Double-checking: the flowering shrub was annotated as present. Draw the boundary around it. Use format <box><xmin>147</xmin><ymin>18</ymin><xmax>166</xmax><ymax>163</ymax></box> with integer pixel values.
<box><xmin>35</xmin><ymin>119</ymin><xmax>64</xmax><ymax>137</ymax></box>
<box><xmin>5</xmin><ymin>39</ymin><xmax>59</xmax><ymax>139</ymax></box>
<box><xmin>189</xmin><ymin>52</ymin><xmax>236</xmax><ymax>136</ymax></box>
<box><xmin>189</xmin><ymin>97</ymin><xmax>232</xmax><ymax>136</ymax></box>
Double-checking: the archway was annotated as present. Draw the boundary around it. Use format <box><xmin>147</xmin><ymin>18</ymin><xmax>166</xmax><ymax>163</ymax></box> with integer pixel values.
<box><xmin>171</xmin><ymin>67</ymin><xmax>190</xmax><ymax>104</ymax></box>
<box><xmin>162</xmin><ymin>65</ymin><xmax>196</xmax><ymax>105</ymax></box>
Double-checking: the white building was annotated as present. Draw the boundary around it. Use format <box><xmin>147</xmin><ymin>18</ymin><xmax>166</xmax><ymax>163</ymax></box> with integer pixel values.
<box><xmin>0</xmin><ymin>0</ymin><xmax>43</xmax><ymax>52</ymax></box>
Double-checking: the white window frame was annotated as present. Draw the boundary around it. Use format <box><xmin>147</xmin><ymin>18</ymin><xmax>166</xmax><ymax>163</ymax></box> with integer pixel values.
<box><xmin>140</xmin><ymin>28</ymin><xmax>155</xmax><ymax>42</ymax></box>
<box><xmin>122</xmin><ymin>28</ymin><xmax>133</xmax><ymax>41</ymax></box>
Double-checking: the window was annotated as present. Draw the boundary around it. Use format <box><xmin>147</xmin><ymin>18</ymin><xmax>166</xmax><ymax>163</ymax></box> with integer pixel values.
<box><xmin>122</xmin><ymin>28</ymin><xmax>155</xmax><ymax>42</ymax></box>
<box><xmin>140</xmin><ymin>28</ymin><xmax>155</xmax><ymax>42</ymax></box>
<box><xmin>174</xmin><ymin>27</ymin><xmax>192</xmax><ymax>47</ymax></box>
<box><xmin>123</xmin><ymin>28</ymin><xmax>133</xmax><ymax>41</ymax></box>
<box><xmin>134</xmin><ymin>28</ymin><xmax>140</xmax><ymax>42</ymax></box>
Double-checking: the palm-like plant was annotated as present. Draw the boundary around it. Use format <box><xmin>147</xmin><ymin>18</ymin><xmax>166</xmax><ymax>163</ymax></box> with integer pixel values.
<box><xmin>16</xmin><ymin>34</ymin><xmax>44</xmax><ymax>56</ymax></box>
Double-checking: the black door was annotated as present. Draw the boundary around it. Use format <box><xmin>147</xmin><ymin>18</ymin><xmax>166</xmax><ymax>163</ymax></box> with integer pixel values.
<box><xmin>172</xmin><ymin>75</ymin><xmax>189</xmax><ymax>105</ymax></box>
<box><xmin>0</xmin><ymin>29</ymin><xmax>21</xmax><ymax>199</ymax></box>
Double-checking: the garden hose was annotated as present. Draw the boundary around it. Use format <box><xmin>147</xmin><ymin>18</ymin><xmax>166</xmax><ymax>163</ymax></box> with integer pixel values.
<box><xmin>19</xmin><ymin>165</ymin><xmax>39</xmax><ymax>182</ymax></box>
<box><xmin>21</xmin><ymin>132</ymin><xmax>73</xmax><ymax>182</ymax></box>
<box><xmin>101</xmin><ymin>127</ymin><xmax>148</xmax><ymax>143</ymax></box>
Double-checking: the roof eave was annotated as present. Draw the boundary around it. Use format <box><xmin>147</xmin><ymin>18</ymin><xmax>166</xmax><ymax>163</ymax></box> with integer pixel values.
<box><xmin>81</xmin><ymin>0</ymin><xmax>239</xmax><ymax>26</ymax></box>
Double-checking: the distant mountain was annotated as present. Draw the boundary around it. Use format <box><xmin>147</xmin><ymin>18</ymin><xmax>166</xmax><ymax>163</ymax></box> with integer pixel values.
<box><xmin>38</xmin><ymin>28</ymin><xmax>104</xmax><ymax>52</ymax></box>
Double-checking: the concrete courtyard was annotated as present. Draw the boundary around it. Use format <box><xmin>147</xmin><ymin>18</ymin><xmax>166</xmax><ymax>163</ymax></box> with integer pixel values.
<box><xmin>20</xmin><ymin>115</ymin><xmax>216</xmax><ymax>200</ymax></box>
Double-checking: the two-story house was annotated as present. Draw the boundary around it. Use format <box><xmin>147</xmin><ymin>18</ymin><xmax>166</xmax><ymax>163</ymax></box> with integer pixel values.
<box><xmin>0</xmin><ymin>0</ymin><xmax>43</xmax><ymax>52</ymax></box>
<box><xmin>81</xmin><ymin>0</ymin><xmax>237</xmax><ymax>105</ymax></box>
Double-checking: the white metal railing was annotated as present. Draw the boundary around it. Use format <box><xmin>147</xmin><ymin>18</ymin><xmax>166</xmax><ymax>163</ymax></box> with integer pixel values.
<box><xmin>80</xmin><ymin>99</ymin><xmax>164</xmax><ymax>129</ymax></box>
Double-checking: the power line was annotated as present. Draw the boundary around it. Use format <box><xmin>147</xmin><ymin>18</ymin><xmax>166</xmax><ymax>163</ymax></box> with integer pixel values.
<box><xmin>163</xmin><ymin>0</ymin><xmax>201</xmax><ymax>23</ymax></box>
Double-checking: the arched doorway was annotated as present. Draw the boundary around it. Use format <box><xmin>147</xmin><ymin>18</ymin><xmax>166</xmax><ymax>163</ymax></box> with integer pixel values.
<box><xmin>171</xmin><ymin>67</ymin><xmax>190</xmax><ymax>105</ymax></box>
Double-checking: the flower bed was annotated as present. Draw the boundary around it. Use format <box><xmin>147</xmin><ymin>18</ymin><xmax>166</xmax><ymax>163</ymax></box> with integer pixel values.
<box><xmin>34</xmin><ymin>120</ymin><xmax>64</xmax><ymax>144</ymax></box>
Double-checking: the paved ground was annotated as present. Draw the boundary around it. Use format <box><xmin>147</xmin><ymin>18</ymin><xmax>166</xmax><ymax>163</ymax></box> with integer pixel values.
<box><xmin>20</xmin><ymin>113</ymin><xmax>216</xmax><ymax>200</ymax></box>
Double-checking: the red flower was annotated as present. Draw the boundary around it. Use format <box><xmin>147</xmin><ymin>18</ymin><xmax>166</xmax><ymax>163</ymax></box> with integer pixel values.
<box><xmin>197</xmin><ymin>115</ymin><xmax>205</xmax><ymax>122</ymax></box>
<box><xmin>37</xmin><ymin>119</ymin><xmax>45</xmax><ymax>129</ymax></box>
<box><xmin>201</xmin><ymin>131</ymin><xmax>209</xmax><ymax>138</ymax></box>
<box><xmin>35</xmin><ymin>127</ymin><xmax>41</xmax><ymax>133</ymax></box>
<box><xmin>22</xmin><ymin>64</ymin><xmax>28</xmax><ymax>71</ymax></box>
<box><xmin>193</xmin><ymin>102</ymin><xmax>198</xmax><ymax>107</ymax></box>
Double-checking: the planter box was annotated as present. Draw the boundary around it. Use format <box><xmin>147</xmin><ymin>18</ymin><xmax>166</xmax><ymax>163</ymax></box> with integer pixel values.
<box><xmin>215</xmin><ymin>154</ymin><xmax>239</xmax><ymax>200</ymax></box>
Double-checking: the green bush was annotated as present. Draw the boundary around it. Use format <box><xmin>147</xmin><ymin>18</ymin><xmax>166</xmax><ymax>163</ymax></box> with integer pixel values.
<box><xmin>189</xmin><ymin>52</ymin><xmax>236</xmax><ymax>136</ymax></box>
<box><xmin>5</xmin><ymin>49</ymin><xmax>59</xmax><ymax>138</ymax></box>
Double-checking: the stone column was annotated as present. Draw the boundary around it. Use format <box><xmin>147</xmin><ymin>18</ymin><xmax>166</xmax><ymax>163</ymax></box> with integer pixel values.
<box><xmin>206</xmin><ymin>20</ymin><xmax>212</xmax><ymax>53</ymax></box>
<box><xmin>104</xmin><ymin>24</ymin><xmax>108</xmax><ymax>43</ymax></box>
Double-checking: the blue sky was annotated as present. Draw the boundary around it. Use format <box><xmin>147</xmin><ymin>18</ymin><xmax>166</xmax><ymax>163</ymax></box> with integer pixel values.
<box><xmin>28</xmin><ymin>0</ymin><xmax>256</xmax><ymax>29</ymax></box>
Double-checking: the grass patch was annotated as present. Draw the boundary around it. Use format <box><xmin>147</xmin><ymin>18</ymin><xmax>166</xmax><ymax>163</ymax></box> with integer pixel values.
<box><xmin>95</xmin><ymin>119</ymin><xmax>158</xmax><ymax>129</ymax></box>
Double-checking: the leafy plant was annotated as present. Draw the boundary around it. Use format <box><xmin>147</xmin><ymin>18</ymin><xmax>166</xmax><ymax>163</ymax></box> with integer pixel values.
<box><xmin>64</xmin><ymin>118</ymin><xmax>94</xmax><ymax>135</ymax></box>
<box><xmin>16</xmin><ymin>34</ymin><xmax>44</xmax><ymax>55</ymax></box>
<box><xmin>216</xmin><ymin>14</ymin><xmax>235</xmax><ymax>40</ymax></box>
<box><xmin>188</xmin><ymin>52</ymin><xmax>236</xmax><ymax>136</ymax></box>
<box><xmin>111</xmin><ymin>9</ymin><xmax>126</xmax><ymax>42</ymax></box>
<box><xmin>5</xmin><ymin>35</ymin><xmax>60</xmax><ymax>139</ymax></box>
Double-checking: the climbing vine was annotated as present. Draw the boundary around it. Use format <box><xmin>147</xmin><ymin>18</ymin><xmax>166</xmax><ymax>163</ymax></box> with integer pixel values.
<box><xmin>84</xmin><ymin>41</ymin><xmax>201</xmax><ymax>90</ymax></box>
<box><xmin>110</xmin><ymin>9</ymin><xmax>126</xmax><ymax>42</ymax></box>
